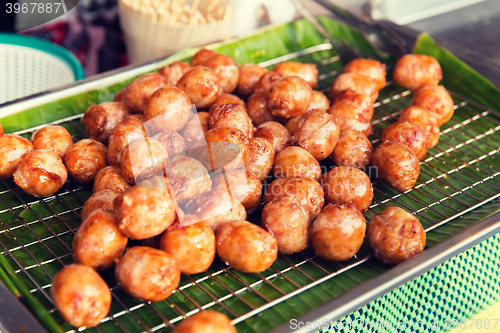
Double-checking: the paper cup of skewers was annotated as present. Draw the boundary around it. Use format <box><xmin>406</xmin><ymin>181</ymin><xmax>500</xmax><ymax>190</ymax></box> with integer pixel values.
<box><xmin>118</xmin><ymin>0</ymin><xmax>233</xmax><ymax>63</ymax></box>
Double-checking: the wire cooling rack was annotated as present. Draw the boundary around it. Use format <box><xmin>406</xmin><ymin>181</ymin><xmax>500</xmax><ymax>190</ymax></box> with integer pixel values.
<box><xmin>1</xmin><ymin>42</ymin><xmax>500</xmax><ymax>333</ymax></box>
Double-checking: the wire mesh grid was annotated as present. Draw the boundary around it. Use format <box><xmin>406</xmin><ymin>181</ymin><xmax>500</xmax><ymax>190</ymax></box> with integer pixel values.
<box><xmin>1</xmin><ymin>42</ymin><xmax>500</xmax><ymax>333</ymax></box>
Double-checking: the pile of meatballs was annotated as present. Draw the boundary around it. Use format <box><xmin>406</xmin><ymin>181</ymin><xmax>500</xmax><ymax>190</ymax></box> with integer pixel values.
<box><xmin>0</xmin><ymin>48</ymin><xmax>454</xmax><ymax>331</ymax></box>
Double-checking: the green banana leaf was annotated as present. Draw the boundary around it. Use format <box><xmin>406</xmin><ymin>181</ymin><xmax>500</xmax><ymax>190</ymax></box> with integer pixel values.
<box><xmin>1</xmin><ymin>17</ymin><xmax>500</xmax><ymax>333</ymax></box>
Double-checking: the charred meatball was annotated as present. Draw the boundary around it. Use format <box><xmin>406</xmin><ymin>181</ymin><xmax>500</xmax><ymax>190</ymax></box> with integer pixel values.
<box><xmin>0</xmin><ymin>134</ymin><xmax>34</xmax><ymax>180</ymax></box>
<box><xmin>31</xmin><ymin>125</ymin><xmax>73</xmax><ymax>158</ymax></box>
<box><xmin>255</xmin><ymin>121</ymin><xmax>290</xmax><ymax>153</ymax></box>
<box><xmin>173</xmin><ymin>310</ymin><xmax>236</xmax><ymax>333</ymax></box>
<box><xmin>412</xmin><ymin>85</ymin><xmax>454</xmax><ymax>126</ymax></box>
<box><xmin>255</xmin><ymin>71</ymin><xmax>284</xmax><ymax>94</ymax></box>
<box><xmin>153</xmin><ymin>130</ymin><xmax>187</xmax><ymax>156</ymax></box>
<box><xmin>125</xmin><ymin>73</ymin><xmax>168</xmax><ymax>113</ymax></box>
<box><xmin>328</xmin><ymin>100</ymin><xmax>373</xmax><ymax>137</ymax></box>
<box><xmin>65</xmin><ymin>139</ymin><xmax>107</xmax><ymax>184</ymax></box>
<box><xmin>269</xmin><ymin>76</ymin><xmax>313</xmax><ymax>118</ymax></box>
<box><xmin>273</xmin><ymin>62</ymin><xmax>318</xmax><ymax>88</ymax></box>
<box><xmin>121</xmin><ymin>137</ymin><xmax>169</xmax><ymax>184</ymax></box>
<box><xmin>399</xmin><ymin>106</ymin><xmax>440</xmax><ymax>149</ymax></box>
<box><xmin>343</xmin><ymin>58</ymin><xmax>386</xmax><ymax>91</ymax></box>
<box><xmin>190</xmin><ymin>49</ymin><xmax>217</xmax><ymax>66</ymax></box>
<box><xmin>93</xmin><ymin>166</ymin><xmax>130</xmax><ymax>193</ymax></box>
<box><xmin>273</xmin><ymin>146</ymin><xmax>321</xmax><ymax>181</ymax></box>
<box><xmin>393</xmin><ymin>54</ymin><xmax>442</xmax><ymax>91</ymax></box>
<box><xmin>243</xmin><ymin>137</ymin><xmax>275</xmax><ymax>182</ymax></box>
<box><xmin>180</xmin><ymin>112</ymin><xmax>210</xmax><ymax>148</ymax></box>
<box><xmin>308</xmin><ymin>90</ymin><xmax>330</xmax><ymax>111</ymax></box>
<box><xmin>212</xmin><ymin>170</ymin><xmax>262</xmax><ymax>212</ymax></box>
<box><xmin>81</xmin><ymin>190</ymin><xmax>120</xmax><ymax>220</ymax></box>
<box><xmin>144</xmin><ymin>87</ymin><xmax>193</xmax><ymax>133</ymax></box>
<box><xmin>209</xmin><ymin>93</ymin><xmax>246</xmax><ymax>114</ymax></box>
<box><xmin>177</xmin><ymin>66</ymin><xmax>221</xmax><ymax>109</ymax></box>
<box><xmin>107</xmin><ymin>117</ymin><xmax>145</xmax><ymax>167</ymax></box>
<box><xmin>381</xmin><ymin>121</ymin><xmax>427</xmax><ymax>160</ymax></box>
<box><xmin>208</xmin><ymin>103</ymin><xmax>253</xmax><ymax>138</ymax></box>
<box><xmin>366</xmin><ymin>206</ymin><xmax>426</xmax><ymax>265</ymax></box>
<box><xmin>82</xmin><ymin>102</ymin><xmax>129</xmax><ymax>143</ymax></box>
<box><xmin>330</xmin><ymin>130</ymin><xmax>372</xmax><ymax>169</ymax></box>
<box><xmin>158</xmin><ymin>61</ymin><xmax>191</xmax><ymax>86</ymax></box>
<box><xmin>329</xmin><ymin>73</ymin><xmax>378</xmax><ymax>103</ymax></box>
<box><xmin>204</xmin><ymin>54</ymin><xmax>239</xmax><ymax>93</ymax></box>
<box><xmin>237</xmin><ymin>64</ymin><xmax>268</xmax><ymax>97</ymax></box>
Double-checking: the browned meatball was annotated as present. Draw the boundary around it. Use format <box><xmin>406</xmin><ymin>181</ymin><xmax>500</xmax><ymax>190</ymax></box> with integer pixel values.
<box><xmin>262</xmin><ymin>195</ymin><xmax>310</xmax><ymax>254</ymax></box>
<box><xmin>274</xmin><ymin>62</ymin><xmax>318</xmax><ymax>88</ymax></box>
<box><xmin>273</xmin><ymin>146</ymin><xmax>321</xmax><ymax>181</ymax></box>
<box><xmin>399</xmin><ymin>106</ymin><xmax>440</xmax><ymax>149</ymax></box>
<box><xmin>237</xmin><ymin>64</ymin><xmax>268</xmax><ymax>97</ymax></box>
<box><xmin>333</xmin><ymin>89</ymin><xmax>375</xmax><ymax>120</ymax></box>
<box><xmin>263</xmin><ymin>177</ymin><xmax>324</xmax><ymax>220</ymax></box>
<box><xmin>121</xmin><ymin>137</ymin><xmax>169</xmax><ymax>184</ymax></box>
<box><xmin>246</xmin><ymin>92</ymin><xmax>278</xmax><ymax>127</ymax></box>
<box><xmin>393</xmin><ymin>54</ymin><xmax>442</xmax><ymax>91</ymax></box>
<box><xmin>343</xmin><ymin>59</ymin><xmax>386</xmax><ymax>91</ymax></box>
<box><xmin>372</xmin><ymin>141</ymin><xmax>420</xmax><ymax>192</ymax></box>
<box><xmin>190</xmin><ymin>49</ymin><xmax>217</xmax><ymax>66</ymax></box>
<box><xmin>93</xmin><ymin>166</ymin><xmax>130</xmax><ymax>192</ymax></box>
<box><xmin>329</xmin><ymin>73</ymin><xmax>378</xmax><ymax>103</ymax></box>
<box><xmin>144</xmin><ymin>87</ymin><xmax>193</xmax><ymax>133</ymax></box>
<box><xmin>381</xmin><ymin>121</ymin><xmax>428</xmax><ymax>160</ymax></box>
<box><xmin>31</xmin><ymin>125</ymin><xmax>73</xmax><ymax>158</ymax></box>
<box><xmin>243</xmin><ymin>137</ymin><xmax>275</xmax><ymax>182</ymax></box>
<box><xmin>412</xmin><ymin>85</ymin><xmax>454</xmax><ymax>125</ymax></box>
<box><xmin>115</xmin><ymin>246</ymin><xmax>180</xmax><ymax>302</ymax></box>
<box><xmin>209</xmin><ymin>93</ymin><xmax>246</xmax><ymax>114</ymax></box>
<box><xmin>308</xmin><ymin>90</ymin><xmax>330</xmax><ymax>111</ymax></box>
<box><xmin>107</xmin><ymin>118</ymin><xmax>145</xmax><ymax>167</ymax></box>
<box><xmin>291</xmin><ymin>109</ymin><xmax>339</xmax><ymax>161</ymax></box>
<box><xmin>153</xmin><ymin>130</ymin><xmax>187</xmax><ymax>156</ymax></box>
<box><xmin>114</xmin><ymin>88</ymin><xmax>126</xmax><ymax>104</ymax></box>
<box><xmin>125</xmin><ymin>73</ymin><xmax>168</xmax><ymax>113</ymax></box>
<box><xmin>114</xmin><ymin>177</ymin><xmax>177</xmax><ymax>239</ymax></box>
<box><xmin>328</xmin><ymin>101</ymin><xmax>373</xmax><ymax>137</ymax></box>
<box><xmin>158</xmin><ymin>61</ymin><xmax>191</xmax><ymax>86</ymax></box>
<box><xmin>255</xmin><ymin>121</ymin><xmax>290</xmax><ymax>153</ymax></box>
<box><xmin>65</xmin><ymin>139</ymin><xmax>107</xmax><ymax>184</ymax></box>
<box><xmin>366</xmin><ymin>206</ymin><xmax>426</xmax><ymax>265</ymax></box>
<box><xmin>203</xmin><ymin>54</ymin><xmax>239</xmax><ymax>93</ymax></box>
<box><xmin>0</xmin><ymin>134</ymin><xmax>34</xmax><ymax>179</ymax></box>
<box><xmin>51</xmin><ymin>264</ymin><xmax>111</xmax><ymax>328</ymax></box>
<box><xmin>81</xmin><ymin>190</ymin><xmax>120</xmax><ymax>220</ymax></box>
<box><xmin>177</xmin><ymin>67</ymin><xmax>221</xmax><ymax>109</ymax></box>
<box><xmin>208</xmin><ymin>103</ymin><xmax>253</xmax><ymax>138</ymax></box>
<box><xmin>164</xmin><ymin>155</ymin><xmax>212</xmax><ymax>206</ymax></box>
<box><xmin>82</xmin><ymin>102</ymin><xmax>129</xmax><ymax>143</ymax></box>
<box><xmin>180</xmin><ymin>112</ymin><xmax>210</xmax><ymax>148</ymax></box>
<box><xmin>184</xmin><ymin>188</ymin><xmax>246</xmax><ymax>231</ymax></box>
<box><xmin>330</xmin><ymin>130</ymin><xmax>372</xmax><ymax>169</ymax></box>
<box><xmin>310</xmin><ymin>203</ymin><xmax>366</xmax><ymax>261</ymax></box>
<box><xmin>212</xmin><ymin>170</ymin><xmax>262</xmax><ymax>212</ymax></box>
<box><xmin>72</xmin><ymin>209</ymin><xmax>128</xmax><ymax>270</ymax></box>
<box><xmin>216</xmin><ymin>221</ymin><xmax>278</xmax><ymax>273</ymax></box>
<box><xmin>269</xmin><ymin>76</ymin><xmax>313</xmax><ymax>118</ymax></box>
<box><xmin>285</xmin><ymin>114</ymin><xmax>302</xmax><ymax>136</ymax></box>
<box><xmin>322</xmin><ymin>166</ymin><xmax>373</xmax><ymax>212</ymax></box>
<box><xmin>13</xmin><ymin>150</ymin><xmax>67</xmax><ymax>197</ymax></box>
<box><xmin>160</xmin><ymin>221</ymin><xmax>215</xmax><ymax>275</ymax></box>
<box><xmin>255</xmin><ymin>71</ymin><xmax>284</xmax><ymax>94</ymax></box>
<box><xmin>128</xmin><ymin>114</ymin><xmax>145</xmax><ymax>123</ymax></box>
<box><xmin>173</xmin><ymin>310</ymin><xmax>236</xmax><ymax>333</ymax></box>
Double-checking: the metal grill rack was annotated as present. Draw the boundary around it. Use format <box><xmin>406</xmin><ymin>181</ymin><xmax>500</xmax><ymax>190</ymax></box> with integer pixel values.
<box><xmin>1</xmin><ymin>42</ymin><xmax>500</xmax><ymax>333</ymax></box>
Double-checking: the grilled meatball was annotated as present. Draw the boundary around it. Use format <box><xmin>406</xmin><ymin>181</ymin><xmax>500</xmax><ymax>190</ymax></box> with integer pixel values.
<box><xmin>381</xmin><ymin>121</ymin><xmax>427</xmax><ymax>160</ymax></box>
<box><xmin>177</xmin><ymin>66</ymin><xmax>221</xmax><ymax>109</ymax></box>
<box><xmin>107</xmin><ymin>117</ymin><xmax>145</xmax><ymax>167</ymax></box>
<box><xmin>72</xmin><ymin>209</ymin><xmax>128</xmax><ymax>271</ymax></box>
<box><xmin>330</xmin><ymin>130</ymin><xmax>372</xmax><ymax>169</ymax></box>
<box><xmin>322</xmin><ymin>166</ymin><xmax>373</xmax><ymax>212</ymax></box>
<box><xmin>65</xmin><ymin>139</ymin><xmax>107</xmax><ymax>184</ymax></box>
<box><xmin>0</xmin><ymin>134</ymin><xmax>34</xmax><ymax>180</ymax></box>
<box><xmin>273</xmin><ymin>62</ymin><xmax>318</xmax><ymax>88</ymax></box>
<box><xmin>255</xmin><ymin>121</ymin><xmax>290</xmax><ymax>153</ymax></box>
<box><xmin>371</xmin><ymin>141</ymin><xmax>420</xmax><ymax>192</ymax></box>
<box><xmin>329</xmin><ymin>73</ymin><xmax>378</xmax><ymax>103</ymax></box>
<box><xmin>51</xmin><ymin>264</ymin><xmax>111</xmax><ymax>328</ymax></box>
<box><xmin>31</xmin><ymin>125</ymin><xmax>73</xmax><ymax>158</ymax></box>
<box><xmin>115</xmin><ymin>246</ymin><xmax>180</xmax><ymax>302</ymax></box>
<box><xmin>125</xmin><ymin>73</ymin><xmax>168</xmax><ymax>113</ymax></box>
<box><xmin>246</xmin><ymin>92</ymin><xmax>278</xmax><ymax>127</ymax></box>
<box><xmin>82</xmin><ymin>102</ymin><xmax>129</xmax><ymax>143</ymax></box>
<box><xmin>393</xmin><ymin>54</ymin><xmax>442</xmax><ymax>91</ymax></box>
<box><xmin>273</xmin><ymin>146</ymin><xmax>321</xmax><ymax>181</ymax></box>
<box><xmin>208</xmin><ymin>103</ymin><xmax>253</xmax><ymax>138</ymax></box>
<box><xmin>263</xmin><ymin>177</ymin><xmax>324</xmax><ymax>220</ymax></box>
<box><xmin>93</xmin><ymin>166</ymin><xmax>130</xmax><ymax>193</ymax></box>
<box><xmin>269</xmin><ymin>76</ymin><xmax>313</xmax><ymax>118</ymax></box>
<box><xmin>190</xmin><ymin>49</ymin><xmax>217</xmax><ymax>66</ymax></box>
<box><xmin>121</xmin><ymin>137</ymin><xmax>169</xmax><ymax>184</ymax></box>
<box><xmin>209</xmin><ymin>93</ymin><xmax>246</xmax><ymax>114</ymax></box>
<box><xmin>81</xmin><ymin>190</ymin><xmax>121</xmax><ymax>221</ymax></box>
<box><xmin>13</xmin><ymin>150</ymin><xmax>67</xmax><ymax>197</ymax></box>
<box><xmin>328</xmin><ymin>100</ymin><xmax>373</xmax><ymax>137</ymax></box>
<box><xmin>173</xmin><ymin>311</ymin><xmax>236</xmax><ymax>333</ymax></box>
<box><xmin>114</xmin><ymin>88</ymin><xmax>126</xmax><ymax>104</ymax></box>
<box><xmin>412</xmin><ymin>85</ymin><xmax>454</xmax><ymax>125</ymax></box>
<box><xmin>255</xmin><ymin>71</ymin><xmax>284</xmax><ymax>94</ymax></box>
<box><xmin>158</xmin><ymin>61</ymin><xmax>191</xmax><ymax>86</ymax></box>
<box><xmin>262</xmin><ymin>195</ymin><xmax>311</xmax><ymax>254</ymax></box>
<box><xmin>237</xmin><ymin>64</ymin><xmax>268</xmax><ymax>97</ymax></box>
<box><xmin>366</xmin><ymin>206</ymin><xmax>426</xmax><ymax>265</ymax></box>
<box><xmin>333</xmin><ymin>89</ymin><xmax>374</xmax><ymax>119</ymax></box>
<box><xmin>216</xmin><ymin>221</ymin><xmax>278</xmax><ymax>273</ymax></box>
<box><xmin>399</xmin><ymin>106</ymin><xmax>440</xmax><ymax>149</ymax></box>
<box><xmin>204</xmin><ymin>54</ymin><xmax>239</xmax><ymax>93</ymax></box>
<box><xmin>285</xmin><ymin>114</ymin><xmax>302</xmax><ymax>136</ymax></box>
<box><xmin>308</xmin><ymin>90</ymin><xmax>330</xmax><ymax>111</ymax></box>
<box><xmin>212</xmin><ymin>170</ymin><xmax>262</xmax><ymax>212</ymax></box>
<box><xmin>153</xmin><ymin>130</ymin><xmax>187</xmax><ymax>156</ymax></box>
<box><xmin>291</xmin><ymin>109</ymin><xmax>339</xmax><ymax>161</ymax></box>
<box><xmin>184</xmin><ymin>188</ymin><xmax>246</xmax><ymax>232</ymax></box>
<box><xmin>243</xmin><ymin>137</ymin><xmax>275</xmax><ymax>182</ymax></box>
<box><xmin>180</xmin><ymin>112</ymin><xmax>210</xmax><ymax>148</ymax></box>
<box><xmin>343</xmin><ymin>59</ymin><xmax>386</xmax><ymax>91</ymax></box>
<box><xmin>160</xmin><ymin>220</ymin><xmax>215</xmax><ymax>275</ymax></box>
<box><xmin>144</xmin><ymin>87</ymin><xmax>193</xmax><ymax>133</ymax></box>
<box><xmin>310</xmin><ymin>203</ymin><xmax>366</xmax><ymax>261</ymax></box>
